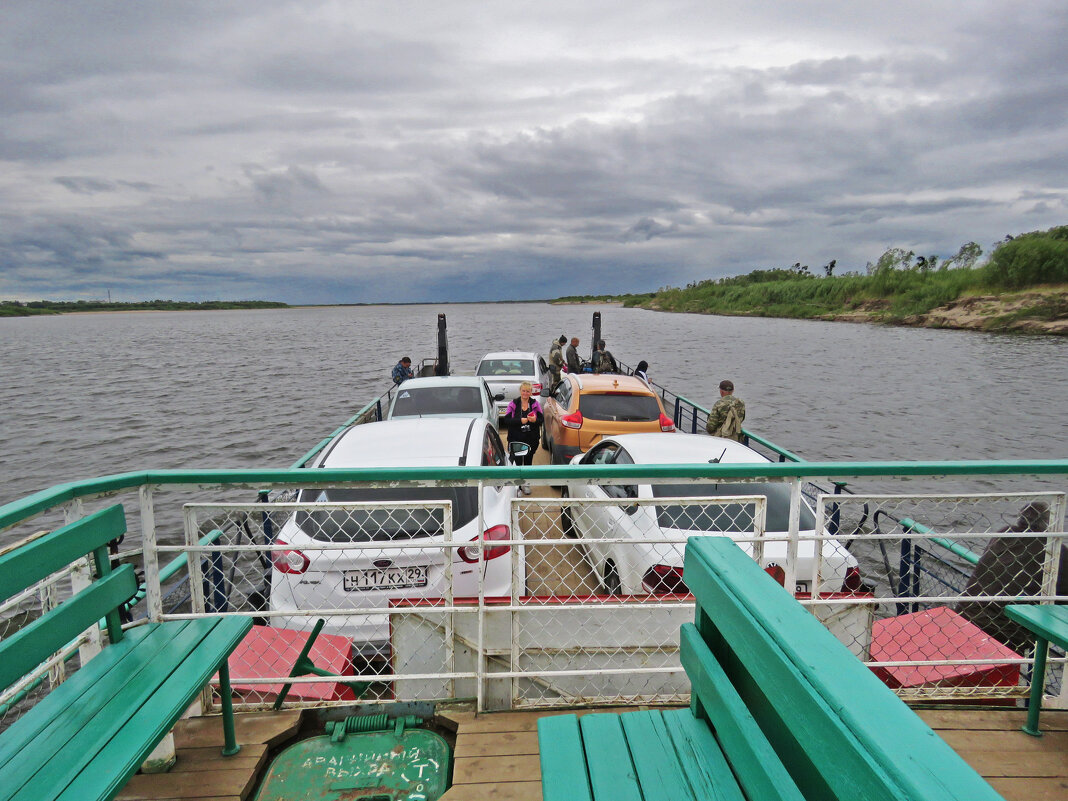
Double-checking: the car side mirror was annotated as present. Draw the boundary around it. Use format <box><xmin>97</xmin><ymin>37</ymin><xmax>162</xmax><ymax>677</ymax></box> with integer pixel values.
<box><xmin>508</xmin><ymin>441</ymin><xmax>531</xmax><ymax>463</ymax></box>
<box><xmin>494</xmin><ymin>392</ymin><xmax>506</xmax><ymax>401</ymax></box>
<box><xmin>539</xmin><ymin>387</ymin><xmax>550</xmax><ymax>397</ymax></box>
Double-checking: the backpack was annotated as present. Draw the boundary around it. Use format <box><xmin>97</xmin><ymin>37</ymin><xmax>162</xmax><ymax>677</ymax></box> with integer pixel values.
<box><xmin>717</xmin><ymin>404</ymin><xmax>742</xmax><ymax>440</ymax></box>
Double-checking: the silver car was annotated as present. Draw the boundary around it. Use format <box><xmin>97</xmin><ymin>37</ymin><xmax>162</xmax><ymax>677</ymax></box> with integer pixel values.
<box><xmin>386</xmin><ymin>375</ymin><xmax>503</xmax><ymax>430</ymax></box>
<box><xmin>475</xmin><ymin>351</ymin><xmax>551</xmax><ymax>418</ymax></box>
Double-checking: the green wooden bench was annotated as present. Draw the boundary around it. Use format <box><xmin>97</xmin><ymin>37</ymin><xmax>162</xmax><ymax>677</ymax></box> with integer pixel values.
<box><xmin>0</xmin><ymin>504</ymin><xmax>254</xmax><ymax>801</ymax></box>
<box><xmin>538</xmin><ymin>536</ymin><xmax>1004</xmax><ymax>801</ymax></box>
<box><xmin>1004</xmin><ymin>603</ymin><xmax>1068</xmax><ymax>737</ymax></box>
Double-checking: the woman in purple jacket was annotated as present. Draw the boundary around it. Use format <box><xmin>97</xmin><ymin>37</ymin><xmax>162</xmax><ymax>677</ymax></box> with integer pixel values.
<box><xmin>504</xmin><ymin>381</ymin><xmax>543</xmax><ymax>491</ymax></box>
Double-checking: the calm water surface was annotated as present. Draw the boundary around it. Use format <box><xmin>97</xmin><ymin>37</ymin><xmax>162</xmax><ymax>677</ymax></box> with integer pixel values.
<box><xmin>2</xmin><ymin>304</ymin><xmax>1066</xmax><ymax>522</ymax></box>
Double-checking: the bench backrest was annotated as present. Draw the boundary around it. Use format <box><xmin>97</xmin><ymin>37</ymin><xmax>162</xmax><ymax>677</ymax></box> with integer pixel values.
<box><xmin>682</xmin><ymin>536</ymin><xmax>1003</xmax><ymax>801</ymax></box>
<box><xmin>0</xmin><ymin>505</ymin><xmax>136</xmax><ymax>695</ymax></box>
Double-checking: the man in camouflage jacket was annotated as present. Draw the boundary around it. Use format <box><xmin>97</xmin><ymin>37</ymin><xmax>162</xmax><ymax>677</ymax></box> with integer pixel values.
<box><xmin>548</xmin><ymin>335</ymin><xmax>566</xmax><ymax>388</ymax></box>
<box><xmin>705</xmin><ymin>380</ymin><xmax>745</xmax><ymax>441</ymax></box>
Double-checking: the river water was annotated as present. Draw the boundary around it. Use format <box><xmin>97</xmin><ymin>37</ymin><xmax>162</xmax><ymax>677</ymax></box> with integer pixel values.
<box><xmin>1</xmin><ymin>303</ymin><xmax>1066</xmax><ymax>531</ymax></box>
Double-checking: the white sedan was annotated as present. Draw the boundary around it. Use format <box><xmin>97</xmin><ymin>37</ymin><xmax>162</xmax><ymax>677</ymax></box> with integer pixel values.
<box><xmin>563</xmin><ymin>433</ymin><xmax>862</xmax><ymax>596</ymax></box>
<box><xmin>269</xmin><ymin>417</ymin><xmax>524</xmax><ymax>654</ymax></box>
<box><xmin>475</xmin><ymin>351</ymin><xmax>552</xmax><ymax>417</ymax></box>
<box><xmin>386</xmin><ymin>375</ymin><xmax>503</xmax><ymax>430</ymax></box>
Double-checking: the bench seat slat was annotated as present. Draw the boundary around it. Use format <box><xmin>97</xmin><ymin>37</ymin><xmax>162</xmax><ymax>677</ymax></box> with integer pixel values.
<box><xmin>0</xmin><ymin>565</ymin><xmax>138</xmax><ymax>696</ymax></box>
<box><xmin>680</xmin><ymin>624</ymin><xmax>806</xmax><ymax>801</ymax></box>
<box><xmin>1</xmin><ymin>619</ymin><xmax>210</xmax><ymax>800</ymax></box>
<box><xmin>0</xmin><ymin>506</ymin><xmax>126</xmax><ymax>600</ymax></box>
<box><xmin>618</xmin><ymin>710</ymin><xmax>699</xmax><ymax>801</ymax></box>
<box><xmin>0</xmin><ymin>623</ymin><xmax>162</xmax><ymax>773</ymax></box>
<box><xmin>537</xmin><ymin>714</ymin><xmax>593</xmax><ymax>801</ymax></box>
<box><xmin>687</xmin><ymin>537</ymin><xmax>1005</xmax><ymax>801</ymax></box>
<box><xmin>54</xmin><ymin>616</ymin><xmax>252</xmax><ymax>801</ymax></box>
<box><xmin>1005</xmin><ymin>604</ymin><xmax>1068</xmax><ymax>646</ymax></box>
<box><xmin>579</xmin><ymin>714</ymin><xmax>644</xmax><ymax>801</ymax></box>
<box><xmin>1</xmin><ymin>616</ymin><xmax>251</xmax><ymax>801</ymax></box>
<box><xmin>659</xmin><ymin>709</ymin><xmax>746</xmax><ymax>801</ymax></box>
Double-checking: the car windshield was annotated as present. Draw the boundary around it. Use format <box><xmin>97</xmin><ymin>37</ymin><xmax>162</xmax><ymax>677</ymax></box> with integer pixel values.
<box><xmin>391</xmin><ymin>386</ymin><xmax>483</xmax><ymax>416</ymax></box>
<box><xmin>296</xmin><ymin>487</ymin><xmax>478</xmax><ymax>542</ymax></box>
<box><xmin>579</xmin><ymin>393</ymin><xmax>660</xmax><ymax>422</ymax></box>
<box><xmin>651</xmin><ymin>482</ymin><xmax>816</xmax><ymax>533</ymax></box>
<box><xmin>477</xmin><ymin>359</ymin><xmax>534</xmax><ymax>376</ymax></box>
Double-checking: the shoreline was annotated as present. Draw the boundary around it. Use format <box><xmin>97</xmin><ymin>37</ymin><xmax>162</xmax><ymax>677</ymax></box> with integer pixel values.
<box><xmin>632</xmin><ymin>288</ymin><xmax>1068</xmax><ymax>336</ymax></box>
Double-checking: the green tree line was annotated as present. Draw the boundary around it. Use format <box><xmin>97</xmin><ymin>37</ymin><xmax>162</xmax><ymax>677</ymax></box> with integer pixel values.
<box><xmin>0</xmin><ymin>299</ymin><xmax>289</xmax><ymax>317</ymax></box>
<box><xmin>623</xmin><ymin>225</ymin><xmax>1068</xmax><ymax>321</ymax></box>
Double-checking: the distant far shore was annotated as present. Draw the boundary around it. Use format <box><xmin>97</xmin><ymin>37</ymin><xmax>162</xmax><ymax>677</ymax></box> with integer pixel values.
<box><xmin>0</xmin><ymin>300</ymin><xmax>288</xmax><ymax>317</ymax></box>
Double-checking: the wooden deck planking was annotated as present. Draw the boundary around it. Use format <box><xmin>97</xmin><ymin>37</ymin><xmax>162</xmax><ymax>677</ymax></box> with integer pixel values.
<box><xmin>441</xmin><ymin>707</ymin><xmax>1068</xmax><ymax>801</ymax></box>
<box><xmin>917</xmin><ymin>708</ymin><xmax>1068</xmax><ymax>801</ymax></box>
<box><xmin>115</xmin><ymin>711</ymin><xmax>301</xmax><ymax>801</ymax></box>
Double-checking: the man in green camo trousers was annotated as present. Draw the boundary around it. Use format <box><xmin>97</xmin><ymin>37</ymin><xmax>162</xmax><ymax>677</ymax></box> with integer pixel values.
<box><xmin>705</xmin><ymin>380</ymin><xmax>746</xmax><ymax>441</ymax></box>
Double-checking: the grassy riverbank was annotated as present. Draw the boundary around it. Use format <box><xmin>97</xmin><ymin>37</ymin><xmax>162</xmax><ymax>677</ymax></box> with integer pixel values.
<box><xmin>0</xmin><ymin>300</ymin><xmax>289</xmax><ymax>317</ymax></box>
<box><xmin>615</xmin><ymin>226</ymin><xmax>1068</xmax><ymax>335</ymax></box>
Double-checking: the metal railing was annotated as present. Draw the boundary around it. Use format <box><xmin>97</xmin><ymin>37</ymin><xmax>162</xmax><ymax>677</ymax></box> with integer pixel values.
<box><xmin>2</xmin><ymin>460</ymin><xmax>1066</xmax><ymax>726</ymax></box>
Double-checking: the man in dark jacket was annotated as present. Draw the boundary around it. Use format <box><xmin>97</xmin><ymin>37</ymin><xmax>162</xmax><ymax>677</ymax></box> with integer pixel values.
<box><xmin>565</xmin><ymin>337</ymin><xmax>581</xmax><ymax>374</ymax></box>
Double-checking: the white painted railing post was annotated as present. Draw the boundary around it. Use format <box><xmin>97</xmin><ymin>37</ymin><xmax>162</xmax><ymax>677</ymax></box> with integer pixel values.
<box><xmin>784</xmin><ymin>479</ymin><xmax>802</xmax><ymax>594</ymax></box>
<box><xmin>65</xmin><ymin>499</ymin><xmax>102</xmax><ymax>665</ymax></box>
<box><xmin>139</xmin><ymin>485</ymin><xmax>163</xmax><ymax>622</ymax></box>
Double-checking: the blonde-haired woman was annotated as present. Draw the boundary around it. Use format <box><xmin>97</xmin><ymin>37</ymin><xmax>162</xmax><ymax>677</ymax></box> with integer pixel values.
<box><xmin>504</xmin><ymin>381</ymin><xmax>543</xmax><ymax>493</ymax></box>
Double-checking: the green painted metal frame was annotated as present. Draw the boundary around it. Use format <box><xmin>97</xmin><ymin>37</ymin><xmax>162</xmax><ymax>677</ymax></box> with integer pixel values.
<box><xmin>1004</xmin><ymin>604</ymin><xmax>1068</xmax><ymax>737</ymax></box>
<box><xmin>3</xmin><ymin>460</ymin><xmax>1066</xmax><ymax>535</ymax></box>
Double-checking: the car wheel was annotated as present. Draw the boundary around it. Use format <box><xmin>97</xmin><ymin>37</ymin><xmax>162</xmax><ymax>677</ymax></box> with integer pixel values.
<box><xmin>602</xmin><ymin>561</ymin><xmax>622</xmax><ymax>595</ymax></box>
<box><xmin>559</xmin><ymin>487</ymin><xmax>576</xmax><ymax>538</ymax></box>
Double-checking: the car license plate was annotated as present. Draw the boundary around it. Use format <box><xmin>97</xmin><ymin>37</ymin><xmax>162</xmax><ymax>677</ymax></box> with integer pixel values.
<box><xmin>795</xmin><ymin>581</ymin><xmax>810</xmax><ymax>594</ymax></box>
<box><xmin>343</xmin><ymin>566</ymin><xmax>429</xmax><ymax>592</ymax></box>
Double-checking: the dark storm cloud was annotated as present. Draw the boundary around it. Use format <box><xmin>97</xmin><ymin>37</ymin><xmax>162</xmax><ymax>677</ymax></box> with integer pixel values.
<box><xmin>1</xmin><ymin>1</ymin><xmax>1066</xmax><ymax>302</ymax></box>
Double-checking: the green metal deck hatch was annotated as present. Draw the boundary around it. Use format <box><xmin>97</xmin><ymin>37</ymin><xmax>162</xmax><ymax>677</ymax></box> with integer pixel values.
<box><xmin>254</xmin><ymin>715</ymin><xmax>451</xmax><ymax>801</ymax></box>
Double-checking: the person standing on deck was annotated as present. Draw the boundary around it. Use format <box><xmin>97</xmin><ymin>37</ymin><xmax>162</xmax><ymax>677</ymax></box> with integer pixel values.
<box><xmin>504</xmin><ymin>381</ymin><xmax>543</xmax><ymax>493</ymax></box>
<box><xmin>705</xmin><ymin>380</ymin><xmax>745</xmax><ymax>441</ymax></box>
<box><xmin>593</xmin><ymin>340</ymin><xmax>617</xmax><ymax>374</ymax></box>
<box><xmin>565</xmin><ymin>337</ymin><xmax>582</xmax><ymax>374</ymax></box>
<box><xmin>548</xmin><ymin>335</ymin><xmax>566</xmax><ymax>389</ymax></box>
<box><xmin>634</xmin><ymin>360</ymin><xmax>650</xmax><ymax>384</ymax></box>
<box><xmin>391</xmin><ymin>356</ymin><xmax>414</xmax><ymax>385</ymax></box>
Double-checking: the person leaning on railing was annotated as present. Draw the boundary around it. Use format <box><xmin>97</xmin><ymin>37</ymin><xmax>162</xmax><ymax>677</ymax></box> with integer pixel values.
<box><xmin>391</xmin><ymin>356</ymin><xmax>414</xmax><ymax>385</ymax></box>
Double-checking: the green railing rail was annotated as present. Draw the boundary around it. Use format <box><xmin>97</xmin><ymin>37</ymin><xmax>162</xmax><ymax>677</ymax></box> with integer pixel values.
<box><xmin>901</xmin><ymin>517</ymin><xmax>982</xmax><ymax>566</ymax></box>
<box><xmin>660</xmin><ymin>392</ymin><xmax>803</xmax><ymax>464</ymax></box>
<box><xmin>291</xmin><ymin>388</ymin><xmax>394</xmax><ymax>469</ymax></box>
<box><xmin>4</xmin><ymin>460</ymin><xmax>1068</xmax><ymax>536</ymax></box>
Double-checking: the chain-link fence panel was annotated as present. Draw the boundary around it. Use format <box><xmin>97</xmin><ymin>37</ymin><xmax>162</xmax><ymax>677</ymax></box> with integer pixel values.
<box><xmin>816</xmin><ymin>492</ymin><xmax>1067</xmax><ymax>702</ymax></box>
<box><xmin>177</xmin><ymin>501</ymin><xmax>477</xmax><ymax>711</ymax></box>
<box><xmin>504</xmin><ymin>495</ymin><xmax>765</xmax><ymax>709</ymax></box>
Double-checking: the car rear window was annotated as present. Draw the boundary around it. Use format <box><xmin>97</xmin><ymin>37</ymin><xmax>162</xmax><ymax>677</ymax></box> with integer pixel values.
<box><xmin>296</xmin><ymin>487</ymin><xmax>478</xmax><ymax>542</ymax></box>
<box><xmin>651</xmin><ymin>482</ymin><xmax>816</xmax><ymax>533</ymax></box>
<box><xmin>477</xmin><ymin>359</ymin><xmax>534</xmax><ymax>376</ymax></box>
<box><xmin>391</xmin><ymin>387</ymin><xmax>483</xmax><ymax>416</ymax></box>
<box><xmin>579</xmin><ymin>393</ymin><xmax>661</xmax><ymax>422</ymax></box>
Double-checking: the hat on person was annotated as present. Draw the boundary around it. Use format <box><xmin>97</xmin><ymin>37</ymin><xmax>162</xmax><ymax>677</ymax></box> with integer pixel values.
<box><xmin>719</xmin><ymin>380</ymin><xmax>734</xmax><ymax>392</ymax></box>
<box><xmin>559</xmin><ymin>335</ymin><xmax>567</xmax><ymax>344</ymax></box>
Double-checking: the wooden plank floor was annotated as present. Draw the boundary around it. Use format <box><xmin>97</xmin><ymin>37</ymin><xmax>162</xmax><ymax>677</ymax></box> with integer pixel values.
<box><xmin>916</xmin><ymin>707</ymin><xmax>1068</xmax><ymax>801</ymax></box>
<box><xmin>440</xmin><ymin>707</ymin><xmax>1068</xmax><ymax>801</ymax></box>
<box><xmin>115</xmin><ymin>710</ymin><xmax>302</xmax><ymax>801</ymax></box>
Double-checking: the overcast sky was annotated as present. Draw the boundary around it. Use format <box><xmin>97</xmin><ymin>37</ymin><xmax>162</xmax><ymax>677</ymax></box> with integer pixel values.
<box><xmin>2</xmin><ymin>1</ymin><xmax>1065</xmax><ymax>303</ymax></box>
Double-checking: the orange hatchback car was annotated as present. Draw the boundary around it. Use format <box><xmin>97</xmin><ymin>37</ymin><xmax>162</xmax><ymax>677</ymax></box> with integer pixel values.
<box><xmin>542</xmin><ymin>373</ymin><xmax>675</xmax><ymax>464</ymax></box>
